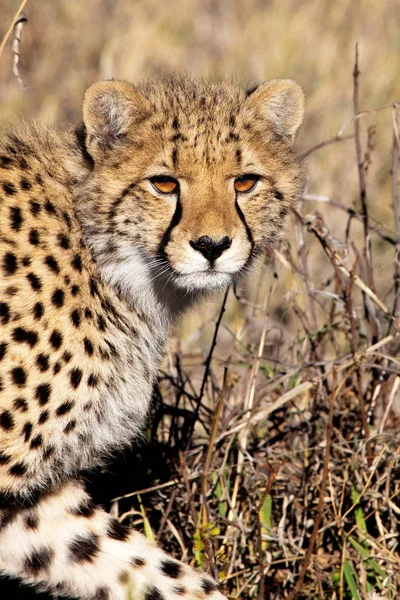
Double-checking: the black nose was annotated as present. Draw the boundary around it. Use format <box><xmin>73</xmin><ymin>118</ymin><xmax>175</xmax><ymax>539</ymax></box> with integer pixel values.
<box><xmin>189</xmin><ymin>235</ymin><xmax>232</xmax><ymax>263</ymax></box>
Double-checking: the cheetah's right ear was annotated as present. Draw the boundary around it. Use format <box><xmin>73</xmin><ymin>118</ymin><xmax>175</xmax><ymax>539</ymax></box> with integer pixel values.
<box><xmin>83</xmin><ymin>80</ymin><xmax>151</xmax><ymax>159</ymax></box>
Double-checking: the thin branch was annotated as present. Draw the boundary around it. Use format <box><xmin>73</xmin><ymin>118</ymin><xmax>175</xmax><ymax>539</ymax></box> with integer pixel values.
<box><xmin>12</xmin><ymin>11</ymin><xmax>27</xmax><ymax>89</ymax></box>
<box><xmin>0</xmin><ymin>0</ymin><xmax>28</xmax><ymax>59</ymax></box>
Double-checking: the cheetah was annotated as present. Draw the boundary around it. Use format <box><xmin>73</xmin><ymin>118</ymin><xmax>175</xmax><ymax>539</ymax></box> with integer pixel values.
<box><xmin>0</xmin><ymin>75</ymin><xmax>304</xmax><ymax>599</ymax></box>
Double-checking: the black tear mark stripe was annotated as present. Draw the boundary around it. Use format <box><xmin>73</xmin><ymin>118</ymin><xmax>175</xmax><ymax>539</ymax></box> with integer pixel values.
<box><xmin>157</xmin><ymin>195</ymin><xmax>182</xmax><ymax>261</ymax></box>
<box><xmin>234</xmin><ymin>197</ymin><xmax>254</xmax><ymax>248</ymax></box>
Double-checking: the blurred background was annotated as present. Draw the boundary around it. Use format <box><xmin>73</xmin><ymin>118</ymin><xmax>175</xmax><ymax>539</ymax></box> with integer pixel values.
<box><xmin>1</xmin><ymin>1</ymin><xmax>400</xmax><ymax>598</ymax></box>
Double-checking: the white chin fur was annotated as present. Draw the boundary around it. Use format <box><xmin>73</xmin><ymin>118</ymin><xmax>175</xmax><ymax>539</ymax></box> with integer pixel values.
<box><xmin>174</xmin><ymin>271</ymin><xmax>232</xmax><ymax>291</ymax></box>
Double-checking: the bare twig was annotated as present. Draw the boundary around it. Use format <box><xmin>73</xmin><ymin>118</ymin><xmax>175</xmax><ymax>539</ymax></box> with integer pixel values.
<box><xmin>0</xmin><ymin>0</ymin><xmax>28</xmax><ymax>59</ymax></box>
<box><xmin>12</xmin><ymin>12</ymin><xmax>27</xmax><ymax>88</ymax></box>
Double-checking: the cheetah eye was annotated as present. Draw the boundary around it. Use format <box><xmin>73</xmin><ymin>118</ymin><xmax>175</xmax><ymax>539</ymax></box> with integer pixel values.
<box><xmin>234</xmin><ymin>174</ymin><xmax>260</xmax><ymax>193</ymax></box>
<box><xmin>150</xmin><ymin>176</ymin><xmax>179</xmax><ymax>195</ymax></box>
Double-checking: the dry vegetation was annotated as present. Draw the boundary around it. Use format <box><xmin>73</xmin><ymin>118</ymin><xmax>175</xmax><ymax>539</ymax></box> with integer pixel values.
<box><xmin>1</xmin><ymin>1</ymin><xmax>400</xmax><ymax>599</ymax></box>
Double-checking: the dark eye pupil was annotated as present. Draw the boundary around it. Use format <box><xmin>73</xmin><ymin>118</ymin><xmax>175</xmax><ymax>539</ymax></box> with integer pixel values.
<box><xmin>237</xmin><ymin>174</ymin><xmax>257</xmax><ymax>182</ymax></box>
<box><xmin>154</xmin><ymin>176</ymin><xmax>173</xmax><ymax>183</ymax></box>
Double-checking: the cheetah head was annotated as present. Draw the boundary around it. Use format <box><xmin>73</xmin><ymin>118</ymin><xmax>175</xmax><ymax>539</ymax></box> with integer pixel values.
<box><xmin>78</xmin><ymin>76</ymin><xmax>304</xmax><ymax>303</ymax></box>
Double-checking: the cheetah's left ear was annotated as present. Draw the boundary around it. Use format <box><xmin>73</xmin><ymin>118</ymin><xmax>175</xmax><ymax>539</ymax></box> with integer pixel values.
<box><xmin>83</xmin><ymin>80</ymin><xmax>151</xmax><ymax>159</ymax></box>
<box><xmin>245</xmin><ymin>79</ymin><xmax>304</xmax><ymax>141</ymax></box>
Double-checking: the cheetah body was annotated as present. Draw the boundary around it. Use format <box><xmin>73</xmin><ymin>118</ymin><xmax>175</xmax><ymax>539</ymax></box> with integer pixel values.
<box><xmin>0</xmin><ymin>76</ymin><xmax>304</xmax><ymax>599</ymax></box>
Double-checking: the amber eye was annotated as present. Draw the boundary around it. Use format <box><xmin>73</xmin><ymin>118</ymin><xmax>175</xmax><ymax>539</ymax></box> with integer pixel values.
<box><xmin>234</xmin><ymin>174</ymin><xmax>260</xmax><ymax>193</ymax></box>
<box><xmin>150</xmin><ymin>176</ymin><xmax>179</xmax><ymax>194</ymax></box>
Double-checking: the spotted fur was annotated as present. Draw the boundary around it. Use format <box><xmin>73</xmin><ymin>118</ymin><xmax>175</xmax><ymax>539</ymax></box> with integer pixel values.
<box><xmin>0</xmin><ymin>75</ymin><xmax>304</xmax><ymax>599</ymax></box>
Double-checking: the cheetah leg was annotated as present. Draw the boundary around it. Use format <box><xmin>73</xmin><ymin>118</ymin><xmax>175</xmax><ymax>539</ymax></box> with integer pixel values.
<box><xmin>0</xmin><ymin>480</ymin><xmax>225</xmax><ymax>600</ymax></box>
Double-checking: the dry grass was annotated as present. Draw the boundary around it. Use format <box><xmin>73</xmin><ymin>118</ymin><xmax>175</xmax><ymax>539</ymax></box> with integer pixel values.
<box><xmin>1</xmin><ymin>1</ymin><xmax>400</xmax><ymax>599</ymax></box>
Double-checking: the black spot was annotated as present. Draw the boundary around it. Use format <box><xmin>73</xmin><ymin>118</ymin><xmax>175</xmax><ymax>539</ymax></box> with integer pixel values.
<box><xmin>53</xmin><ymin>362</ymin><xmax>61</xmax><ymax>375</ymax></box>
<box><xmin>45</xmin><ymin>199</ymin><xmax>57</xmax><ymax>215</ymax></box>
<box><xmin>71</xmin><ymin>284</ymin><xmax>80</xmax><ymax>296</ymax></box>
<box><xmin>20</xmin><ymin>178</ymin><xmax>32</xmax><ymax>191</ymax></box>
<box><xmin>49</xmin><ymin>330</ymin><xmax>63</xmax><ymax>350</ymax></box>
<box><xmin>13</xmin><ymin>397</ymin><xmax>28</xmax><ymax>412</ymax></box>
<box><xmin>91</xmin><ymin>587</ymin><xmax>110</xmax><ymax>600</ymax></box>
<box><xmin>83</xmin><ymin>338</ymin><xmax>94</xmax><ymax>356</ymax></box>
<box><xmin>70</xmin><ymin>309</ymin><xmax>81</xmax><ymax>328</ymax></box>
<box><xmin>24</xmin><ymin>547</ymin><xmax>53</xmax><ymax>574</ymax></box>
<box><xmin>30</xmin><ymin>434</ymin><xmax>43</xmax><ymax>449</ymax></box>
<box><xmin>119</xmin><ymin>571</ymin><xmax>130</xmax><ymax>584</ymax></box>
<box><xmin>69</xmin><ymin>368</ymin><xmax>82</xmax><ymax>389</ymax></box>
<box><xmin>144</xmin><ymin>586</ymin><xmax>165</xmax><ymax>600</ymax></box>
<box><xmin>9</xmin><ymin>462</ymin><xmax>27</xmax><ymax>476</ymax></box>
<box><xmin>0</xmin><ymin>411</ymin><xmax>14</xmax><ymax>431</ymax></box>
<box><xmin>11</xmin><ymin>366</ymin><xmax>27</xmax><ymax>387</ymax></box>
<box><xmin>90</xmin><ymin>279</ymin><xmax>99</xmax><ymax>296</ymax></box>
<box><xmin>97</xmin><ymin>315</ymin><xmax>106</xmax><ymax>331</ymax></box>
<box><xmin>69</xmin><ymin>533</ymin><xmax>100</xmax><ymax>563</ymax></box>
<box><xmin>160</xmin><ymin>559</ymin><xmax>182</xmax><ymax>579</ymax></box>
<box><xmin>62</xmin><ymin>351</ymin><xmax>72</xmax><ymax>363</ymax></box>
<box><xmin>87</xmin><ymin>374</ymin><xmax>99</xmax><ymax>388</ymax></box>
<box><xmin>0</xmin><ymin>302</ymin><xmax>10</xmax><ymax>325</ymax></box>
<box><xmin>64</xmin><ymin>420</ymin><xmax>76</xmax><ymax>434</ymax></box>
<box><xmin>5</xmin><ymin>285</ymin><xmax>18</xmax><ymax>296</ymax></box>
<box><xmin>107</xmin><ymin>519</ymin><xmax>130</xmax><ymax>542</ymax></box>
<box><xmin>29</xmin><ymin>200</ymin><xmax>41</xmax><ymax>215</ymax></box>
<box><xmin>0</xmin><ymin>154</ymin><xmax>13</xmax><ymax>168</ymax></box>
<box><xmin>43</xmin><ymin>445</ymin><xmax>54</xmax><ymax>459</ymax></box>
<box><xmin>56</xmin><ymin>400</ymin><xmax>75</xmax><ymax>416</ymax></box>
<box><xmin>12</xmin><ymin>327</ymin><xmax>38</xmax><ymax>347</ymax></box>
<box><xmin>27</xmin><ymin>272</ymin><xmax>42</xmax><ymax>291</ymax></box>
<box><xmin>84</xmin><ymin>308</ymin><xmax>93</xmax><ymax>319</ymax></box>
<box><xmin>51</xmin><ymin>288</ymin><xmax>65</xmax><ymax>308</ymax></box>
<box><xmin>38</xmin><ymin>410</ymin><xmax>49</xmax><ymax>425</ymax></box>
<box><xmin>70</xmin><ymin>500</ymin><xmax>95</xmax><ymax>518</ymax></box>
<box><xmin>274</xmin><ymin>190</ymin><xmax>284</xmax><ymax>200</ymax></box>
<box><xmin>0</xmin><ymin>342</ymin><xmax>7</xmax><ymax>361</ymax></box>
<box><xmin>23</xmin><ymin>422</ymin><xmax>32</xmax><ymax>441</ymax></box>
<box><xmin>22</xmin><ymin>256</ymin><xmax>31</xmax><ymax>266</ymax></box>
<box><xmin>62</xmin><ymin>211</ymin><xmax>72</xmax><ymax>229</ymax></box>
<box><xmin>10</xmin><ymin>206</ymin><xmax>23</xmax><ymax>231</ymax></box>
<box><xmin>25</xmin><ymin>513</ymin><xmax>39</xmax><ymax>529</ymax></box>
<box><xmin>71</xmin><ymin>254</ymin><xmax>82</xmax><ymax>272</ymax></box>
<box><xmin>44</xmin><ymin>255</ymin><xmax>60</xmax><ymax>274</ymax></box>
<box><xmin>131</xmin><ymin>557</ymin><xmax>146</xmax><ymax>567</ymax></box>
<box><xmin>29</xmin><ymin>229</ymin><xmax>40</xmax><ymax>245</ymax></box>
<box><xmin>201</xmin><ymin>579</ymin><xmax>218</xmax><ymax>594</ymax></box>
<box><xmin>36</xmin><ymin>354</ymin><xmax>50</xmax><ymax>372</ymax></box>
<box><xmin>0</xmin><ymin>451</ymin><xmax>11</xmax><ymax>465</ymax></box>
<box><xmin>173</xmin><ymin>586</ymin><xmax>186</xmax><ymax>595</ymax></box>
<box><xmin>3</xmin><ymin>182</ymin><xmax>17</xmax><ymax>195</ymax></box>
<box><xmin>35</xmin><ymin>383</ymin><xmax>51</xmax><ymax>406</ymax></box>
<box><xmin>33</xmin><ymin>302</ymin><xmax>44</xmax><ymax>320</ymax></box>
<box><xmin>57</xmin><ymin>234</ymin><xmax>70</xmax><ymax>249</ymax></box>
<box><xmin>3</xmin><ymin>252</ymin><xmax>18</xmax><ymax>276</ymax></box>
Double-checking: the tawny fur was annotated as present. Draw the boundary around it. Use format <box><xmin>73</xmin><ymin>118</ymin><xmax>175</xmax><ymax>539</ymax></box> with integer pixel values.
<box><xmin>0</xmin><ymin>75</ymin><xmax>304</xmax><ymax>599</ymax></box>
